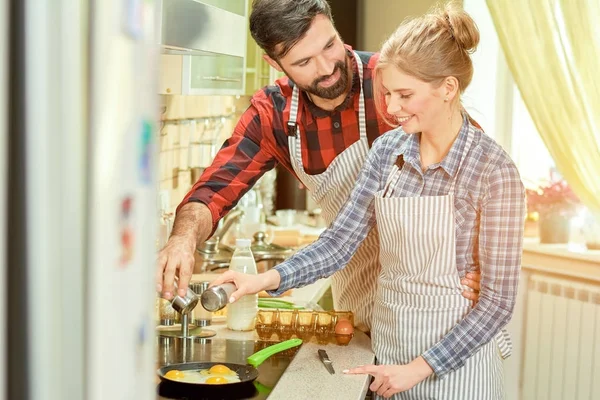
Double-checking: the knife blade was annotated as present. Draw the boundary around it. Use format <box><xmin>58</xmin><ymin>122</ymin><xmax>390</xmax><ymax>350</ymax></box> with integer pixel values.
<box><xmin>318</xmin><ymin>349</ymin><xmax>335</xmax><ymax>374</ymax></box>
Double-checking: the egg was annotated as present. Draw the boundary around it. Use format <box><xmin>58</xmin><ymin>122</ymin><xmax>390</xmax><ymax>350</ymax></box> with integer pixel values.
<box><xmin>334</xmin><ymin>318</ymin><xmax>354</xmax><ymax>335</ymax></box>
<box><xmin>164</xmin><ymin>369</ymin><xmax>184</xmax><ymax>380</ymax></box>
<box><xmin>208</xmin><ymin>364</ymin><xmax>236</xmax><ymax>376</ymax></box>
<box><xmin>205</xmin><ymin>376</ymin><xmax>229</xmax><ymax>384</ymax></box>
<box><xmin>163</xmin><ymin>365</ymin><xmax>241</xmax><ymax>384</ymax></box>
<box><xmin>334</xmin><ymin>318</ymin><xmax>354</xmax><ymax>346</ymax></box>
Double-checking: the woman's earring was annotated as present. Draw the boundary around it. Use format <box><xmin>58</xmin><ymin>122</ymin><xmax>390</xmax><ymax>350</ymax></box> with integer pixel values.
<box><xmin>444</xmin><ymin>97</ymin><xmax>449</xmax><ymax>102</ymax></box>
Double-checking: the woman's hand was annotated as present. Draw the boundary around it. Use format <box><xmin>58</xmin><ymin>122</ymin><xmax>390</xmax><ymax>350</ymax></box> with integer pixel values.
<box><xmin>344</xmin><ymin>357</ymin><xmax>433</xmax><ymax>398</ymax></box>
<box><xmin>209</xmin><ymin>269</ymin><xmax>281</xmax><ymax>303</ymax></box>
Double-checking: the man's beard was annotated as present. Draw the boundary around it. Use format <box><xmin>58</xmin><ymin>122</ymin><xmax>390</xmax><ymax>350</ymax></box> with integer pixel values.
<box><xmin>295</xmin><ymin>59</ymin><xmax>350</xmax><ymax>100</ymax></box>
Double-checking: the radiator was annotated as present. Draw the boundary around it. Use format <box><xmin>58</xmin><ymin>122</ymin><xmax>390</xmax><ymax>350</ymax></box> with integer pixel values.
<box><xmin>521</xmin><ymin>274</ymin><xmax>600</xmax><ymax>400</ymax></box>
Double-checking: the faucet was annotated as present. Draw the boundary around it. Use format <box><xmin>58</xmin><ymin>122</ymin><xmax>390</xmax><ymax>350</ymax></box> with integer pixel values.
<box><xmin>198</xmin><ymin>209</ymin><xmax>245</xmax><ymax>251</ymax></box>
<box><xmin>195</xmin><ymin>209</ymin><xmax>244</xmax><ymax>272</ymax></box>
<box><xmin>211</xmin><ymin>209</ymin><xmax>244</xmax><ymax>244</ymax></box>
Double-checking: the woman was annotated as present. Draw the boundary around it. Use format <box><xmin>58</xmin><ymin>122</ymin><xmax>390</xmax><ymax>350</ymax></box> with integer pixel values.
<box><xmin>211</xmin><ymin>3</ymin><xmax>525</xmax><ymax>399</ymax></box>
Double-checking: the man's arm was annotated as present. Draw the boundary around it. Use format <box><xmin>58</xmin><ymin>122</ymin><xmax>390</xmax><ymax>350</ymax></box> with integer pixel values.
<box><xmin>155</xmin><ymin>202</ymin><xmax>213</xmax><ymax>299</ymax></box>
<box><xmin>157</xmin><ymin>103</ymin><xmax>279</xmax><ymax>299</ymax></box>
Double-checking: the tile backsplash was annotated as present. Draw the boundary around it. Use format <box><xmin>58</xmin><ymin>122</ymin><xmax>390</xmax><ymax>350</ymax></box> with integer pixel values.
<box><xmin>158</xmin><ymin>94</ymin><xmax>251</xmax><ymax>213</ymax></box>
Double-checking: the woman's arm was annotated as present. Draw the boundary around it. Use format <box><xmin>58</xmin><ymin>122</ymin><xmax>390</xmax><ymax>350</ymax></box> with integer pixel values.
<box><xmin>268</xmin><ymin>138</ymin><xmax>390</xmax><ymax>295</ymax></box>
<box><xmin>421</xmin><ymin>161</ymin><xmax>526</xmax><ymax>378</ymax></box>
<box><xmin>209</xmin><ymin>134</ymin><xmax>397</xmax><ymax>300</ymax></box>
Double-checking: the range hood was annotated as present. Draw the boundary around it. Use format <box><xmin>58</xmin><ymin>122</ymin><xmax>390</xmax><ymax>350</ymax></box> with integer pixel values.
<box><xmin>158</xmin><ymin>0</ymin><xmax>247</xmax><ymax>58</ymax></box>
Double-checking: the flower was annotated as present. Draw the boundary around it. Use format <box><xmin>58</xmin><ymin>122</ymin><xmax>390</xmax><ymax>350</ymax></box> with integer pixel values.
<box><xmin>526</xmin><ymin>180</ymin><xmax>580</xmax><ymax>217</ymax></box>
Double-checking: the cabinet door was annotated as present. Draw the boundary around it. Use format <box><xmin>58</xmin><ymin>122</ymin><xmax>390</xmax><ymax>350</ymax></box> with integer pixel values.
<box><xmin>184</xmin><ymin>53</ymin><xmax>245</xmax><ymax>95</ymax></box>
<box><xmin>244</xmin><ymin>0</ymin><xmax>285</xmax><ymax>95</ymax></box>
<box><xmin>197</xmin><ymin>0</ymin><xmax>246</xmax><ymax>16</ymax></box>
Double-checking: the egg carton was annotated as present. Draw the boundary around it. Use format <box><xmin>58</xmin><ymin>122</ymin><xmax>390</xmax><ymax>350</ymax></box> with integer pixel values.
<box><xmin>256</xmin><ymin>310</ymin><xmax>354</xmax><ymax>345</ymax></box>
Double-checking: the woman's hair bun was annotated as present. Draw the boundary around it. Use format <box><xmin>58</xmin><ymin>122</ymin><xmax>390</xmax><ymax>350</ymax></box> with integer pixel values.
<box><xmin>443</xmin><ymin>2</ymin><xmax>480</xmax><ymax>53</ymax></box>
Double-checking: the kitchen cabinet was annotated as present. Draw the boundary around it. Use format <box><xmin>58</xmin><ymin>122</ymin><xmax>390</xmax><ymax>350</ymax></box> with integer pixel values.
<box><xmin>244</xmin><ymin>37</ymin><xmax>283</xmax><ymax>96</ymax></box>
<box><xmin>159</xmin><ymin>0</ymin><xmax>249</xmax><ymax>95</ymax></box>
<box><xmin>160</xmin><ymin>53</ymin><xmax>246</xmax><ymax>96</ymax></box>
<box><xmin>198</xmin><ymin>0</ymin><xmax>246</xmax><ymax>16</ymax></box>
<box><xmin>244</xmin><ymin>1</ymin><xmax>284</xmax><ymax>95</ymax></box>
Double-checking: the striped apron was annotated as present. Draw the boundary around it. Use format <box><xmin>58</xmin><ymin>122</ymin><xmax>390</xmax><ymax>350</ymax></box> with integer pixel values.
<box><xmin>285</xmin><ymin>50</ymin><xmax>380</xmax><ymax>332</ymax></box>
<box><xmin>371</xmin><ymin>128</ymin><xmax>505</xmax><ymax>399</ymax></box>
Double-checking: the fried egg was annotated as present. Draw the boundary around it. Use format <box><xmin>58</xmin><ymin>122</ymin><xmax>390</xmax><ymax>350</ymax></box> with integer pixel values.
<box><xmin>164</xmin><ymin>365</ymin><xmax>241</xmax><ymax>384</ymax></box>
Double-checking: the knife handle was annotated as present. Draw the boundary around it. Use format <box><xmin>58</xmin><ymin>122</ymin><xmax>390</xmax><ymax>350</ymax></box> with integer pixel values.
<box><xmin>318</xmin><ymin>349</ymin><xmax>329</xmax><ymax>361</ymax></box>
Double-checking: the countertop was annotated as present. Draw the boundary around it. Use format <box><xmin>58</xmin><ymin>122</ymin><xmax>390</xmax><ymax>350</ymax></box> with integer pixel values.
<box><xmin>184</xmin><ymin>274</ymin><xmax>371</xmax><ymax>399</ymax></box>
<box><xmin>267</xmin><ymin>329</ymin><xmax>374</xmax><ymax>400</ymax></box>
<box><xmin>202</xmin><ymin>322</ymin><xmax>374</xmax><ymax>400</ymax></box>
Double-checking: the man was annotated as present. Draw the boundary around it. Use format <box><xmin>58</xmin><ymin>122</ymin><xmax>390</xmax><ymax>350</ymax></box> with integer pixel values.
<box><xmin>156</xmin><ymin>0</ymin><xmax>481</xmax><ymax>332</ymax></box>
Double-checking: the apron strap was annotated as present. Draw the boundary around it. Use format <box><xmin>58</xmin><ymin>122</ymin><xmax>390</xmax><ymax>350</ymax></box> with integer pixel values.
<box><xmin>382</xmin><ymin>140</ymin><xmax>409</xmax><ymax>198</ymax></box>
<box><xmin>354</xmin><ymin>51</ymin><xmax>367</xmax><ymax>139</ymax></box>
<box><xmin>287</xmin><ymin>84</ymin><xmax>300</xmax><ymax>138</ymax></box>
<box><xmin>448</xmin><ymin>123</ymin><xmax>474</xmax><ymax>194</ymax></box>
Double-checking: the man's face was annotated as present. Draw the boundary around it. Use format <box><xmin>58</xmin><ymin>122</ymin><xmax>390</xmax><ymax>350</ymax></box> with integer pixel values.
<box><xmin>269</xmin><ymin>15</ymin><xmax>349</xmax><ymax>100</ymax></box>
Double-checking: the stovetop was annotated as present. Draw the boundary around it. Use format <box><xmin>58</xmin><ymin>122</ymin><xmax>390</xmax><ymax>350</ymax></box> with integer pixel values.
<box><xmin>156</xmin><ymin>337</ymin><xmax>299</xmax><ymax>400</ymax></box>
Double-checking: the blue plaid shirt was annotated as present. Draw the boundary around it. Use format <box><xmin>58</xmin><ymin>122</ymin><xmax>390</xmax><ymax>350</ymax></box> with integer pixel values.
<box><xmin>269</xmin><ymin>115</ymin><xmax>526</xmax><ymax>377</ymax></box>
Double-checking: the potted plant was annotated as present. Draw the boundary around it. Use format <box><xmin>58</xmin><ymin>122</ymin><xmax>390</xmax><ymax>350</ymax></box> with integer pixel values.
<box><xmin>526</xmin><ymin>180</ymin><xmax>580</xmax><ymax>244</ymax></box>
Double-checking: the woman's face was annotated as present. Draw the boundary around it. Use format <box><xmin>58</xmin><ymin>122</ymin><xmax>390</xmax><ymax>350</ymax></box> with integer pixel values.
<box><xmin>380</xmin><ymin>66</ymin><xmax>447</xmax><ymax>134</ymax></box>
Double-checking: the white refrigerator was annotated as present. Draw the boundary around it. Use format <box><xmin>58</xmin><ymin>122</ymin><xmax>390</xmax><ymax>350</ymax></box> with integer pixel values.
<box><xmin>6</xmin><ymin>1</ymin><xmax>159</xmax><ymax>399</ymax></box>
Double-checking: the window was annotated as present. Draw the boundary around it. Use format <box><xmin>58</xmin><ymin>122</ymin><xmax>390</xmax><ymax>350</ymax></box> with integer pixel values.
<box><xmin>510</xmin><ymin>85</ymin><xmax>555</xmax><ymax>186</ymax></box>
<box><xmin>463</xmin><ymin>0</ymin><xmax>555</xmax><ymax>188</ymax></box>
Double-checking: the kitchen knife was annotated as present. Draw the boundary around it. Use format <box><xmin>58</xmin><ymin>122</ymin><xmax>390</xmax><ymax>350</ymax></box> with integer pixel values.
<box><xmin>318</xmin><ymin>349</ymin><xmax>335</xmax><ymax>374</ymax></box>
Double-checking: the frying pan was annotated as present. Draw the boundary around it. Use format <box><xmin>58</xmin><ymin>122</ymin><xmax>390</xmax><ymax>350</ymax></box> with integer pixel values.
<box><xmin>157</xmin><ymin>338</ymin><xmax>302</xmax><ymax>389</ymax></box>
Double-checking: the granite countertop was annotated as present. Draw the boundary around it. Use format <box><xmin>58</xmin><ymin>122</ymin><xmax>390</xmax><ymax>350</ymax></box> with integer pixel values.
<box><xmin>204</xmin><ymin>322</ymin><xmax>374</xmax><ymax>400</ymax></box>
<box><xmin>267</xmin><ymin>330</ymin><xmax>374</xmax><ymax>400</ymax></box>
<box><xmin>189</xmin><ymin>245</ymin><xmax>373</xmax><ymax>400</ymax></box>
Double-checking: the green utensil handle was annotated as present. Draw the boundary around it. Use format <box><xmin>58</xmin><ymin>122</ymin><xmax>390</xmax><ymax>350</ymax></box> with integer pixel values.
<box><xmin>253</xmin><ymin>380</ymin><xmax>273</xmax><ymax>395</ymax></box>
<box><xmin>258</xmin><ymin>299</ymin><xmax>303</xmax><ymax>309</ymax></box>
<box><xmin>247</xmin><ymin>338</ymin><xmax>302</xmax><ymax>368</ymax></box>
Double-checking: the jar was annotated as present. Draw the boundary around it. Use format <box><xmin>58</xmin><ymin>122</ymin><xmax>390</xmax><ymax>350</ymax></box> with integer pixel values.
<box><xmin>200</xmin><ymin>282</ymin><xmax>236</xmax><ymax>312</ymax></box>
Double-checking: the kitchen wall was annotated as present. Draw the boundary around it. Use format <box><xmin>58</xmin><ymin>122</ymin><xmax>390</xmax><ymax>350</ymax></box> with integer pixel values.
<box><xmin>158</xmin><ymin>94</ymin><xmax>250</xmax><ymax>214</ymax></box>
<box><xmin>357</xmin><ymin>0</ymin><xmax>442</xmax><ymax>51</ymax></box>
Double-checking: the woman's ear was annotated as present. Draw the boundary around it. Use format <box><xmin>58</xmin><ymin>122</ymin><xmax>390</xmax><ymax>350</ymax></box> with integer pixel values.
<box><xmin>444</xmin><ymin>76</ymin><xmax>460</xmax><ymax>102</ymax></box>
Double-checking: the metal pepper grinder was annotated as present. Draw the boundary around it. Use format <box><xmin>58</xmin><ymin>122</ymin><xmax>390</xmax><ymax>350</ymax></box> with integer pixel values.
<box><xmin>158</xmin><ymin>280</ymin><xmax>216</xmax><ymax>339</ymax></box>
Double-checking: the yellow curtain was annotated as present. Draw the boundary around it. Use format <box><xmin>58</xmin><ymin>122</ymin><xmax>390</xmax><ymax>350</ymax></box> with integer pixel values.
<box><xmin>487</xmin><ymin>0</ymin><xmax>600</xmax><ymax>217</ymax></box>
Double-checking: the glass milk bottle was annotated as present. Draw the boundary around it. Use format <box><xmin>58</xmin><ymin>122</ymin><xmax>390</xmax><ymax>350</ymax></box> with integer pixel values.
<box><xmin>227</xmin><ymin>238</ymin><xmax>258</xmax><ymax>331</ymax></box>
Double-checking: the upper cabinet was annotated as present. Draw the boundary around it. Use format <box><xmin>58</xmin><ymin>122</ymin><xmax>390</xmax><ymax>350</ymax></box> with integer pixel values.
<box><xmin>196</xmin><ymin>0</ymin><xmax>246</xmax><ymax>16</ymax></box>
<box><xmin>158</xmin><ymin>0</ymin><xmax>248</xmax><ymax>95</ymax></box>
<box><xmin>158</xmin><ymin>0</ymin><xmax>284</xmax><ymax>96</ymax></box>
<box><xmin>243</xmin><ymin>1</ymin><xmax>285</xmax><ymax>96</ymax></box>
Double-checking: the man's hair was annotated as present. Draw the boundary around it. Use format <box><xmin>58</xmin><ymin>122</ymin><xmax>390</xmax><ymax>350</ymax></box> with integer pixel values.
<box><xmin>250</xmin><ymin>0</ymin><xmax>333</xmax><ymax>60</ymax></box>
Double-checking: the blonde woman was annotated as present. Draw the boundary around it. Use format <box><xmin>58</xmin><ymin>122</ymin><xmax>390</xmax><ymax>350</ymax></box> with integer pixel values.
<box><xmin>212</xmin><ymin>3</ymin><xmax>525</xmax><ymax>399</ymax></box>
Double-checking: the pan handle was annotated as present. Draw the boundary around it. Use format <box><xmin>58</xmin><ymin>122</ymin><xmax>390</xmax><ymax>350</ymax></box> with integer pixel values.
<box><xmin>247</xmin><ymin>338</ymin><xmax>303</xmax><ymax>368</ymax></box>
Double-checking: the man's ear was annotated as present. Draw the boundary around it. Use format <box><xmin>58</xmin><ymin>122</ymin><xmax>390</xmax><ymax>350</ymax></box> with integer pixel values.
<box><xmin>263</xmin><ymin>54</ymin><xmax>283</xmax><ymax>72</ymax></box>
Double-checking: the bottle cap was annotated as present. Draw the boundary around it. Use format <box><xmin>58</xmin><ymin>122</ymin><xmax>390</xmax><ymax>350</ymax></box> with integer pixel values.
<box><xmin>236</xmin><ymin>238</ymin><xmax>251</xmax><ymax>247</ymax></box>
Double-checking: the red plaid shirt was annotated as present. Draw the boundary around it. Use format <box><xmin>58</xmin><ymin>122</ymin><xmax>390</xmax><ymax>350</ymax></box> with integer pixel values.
<box><xmin>179</xmin><ymin>46</ymin><xmax>390</xmax><ymax>229</ymax></box>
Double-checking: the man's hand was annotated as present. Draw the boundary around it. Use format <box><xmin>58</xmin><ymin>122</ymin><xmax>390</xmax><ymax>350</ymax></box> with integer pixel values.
<box><xmin>156</xmin><ymin>203</ymin><xmax>213</xmax><ymax>299</ymax></box>
<box><xmin>156</xmin><ymin>235</ymin><xmax>196</xmax><ymax>299</ymax></box>
<box><xmin>461</xmin><ymin>270</ymin><xmax>481</xmax><ymax>307</ymax></box>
